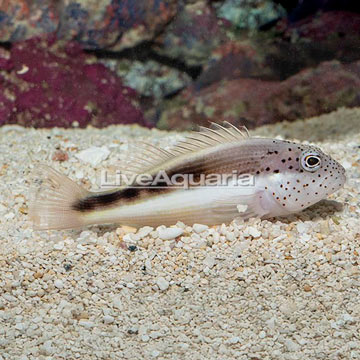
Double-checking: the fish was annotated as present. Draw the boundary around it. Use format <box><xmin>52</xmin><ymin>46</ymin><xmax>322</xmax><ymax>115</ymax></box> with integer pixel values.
<box><xmin>29</xmin><ymin>123</ymin><xmax>346</xmax><ymax>230</ymax></box>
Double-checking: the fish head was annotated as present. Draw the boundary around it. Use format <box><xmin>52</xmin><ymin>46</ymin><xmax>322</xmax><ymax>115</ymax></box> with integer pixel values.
<box><xmin>260</xmin><ymin>140</ymin><xmax>346</xmax><ymax>215</ymax></box>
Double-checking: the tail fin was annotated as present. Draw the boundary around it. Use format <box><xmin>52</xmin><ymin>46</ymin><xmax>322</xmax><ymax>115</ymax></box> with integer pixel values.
<box><xmin>29</xmin><ymin>165</ymin><xmax>90</xmax><ymax>230</ymax></box>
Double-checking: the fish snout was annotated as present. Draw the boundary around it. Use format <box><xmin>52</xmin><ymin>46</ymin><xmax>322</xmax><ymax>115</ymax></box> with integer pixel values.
<box><xmin>338</xmin><ymin>170</ymin><xmax>346</xmax><ymax>189</ymax></box>
<box><xmin>330</xmin><ymin>166</ymin><xmax>346</xmax><ymax>193</ymax></box>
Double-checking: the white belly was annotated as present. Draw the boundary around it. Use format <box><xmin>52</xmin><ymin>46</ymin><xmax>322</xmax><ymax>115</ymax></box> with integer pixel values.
<box><xmin>83</xmin><ymin>183</ymin><xmax>266</xmax><ymax>227</ymax></box>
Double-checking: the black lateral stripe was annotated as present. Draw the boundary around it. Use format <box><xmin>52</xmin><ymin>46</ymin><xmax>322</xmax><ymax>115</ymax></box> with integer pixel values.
<box><xmin>71</xmin><ymin>143</ymin><xmax>259</xmax><ymax>213</ymax></box>
<box><xmin>72</xmin><ymin>180</ymin><xmax>172</xmax><ymax>212</ymax></box>
<box><xmin>72</xmin><ymin>189</ymin><xmax>132</xmax><ymax>212</ymax></box>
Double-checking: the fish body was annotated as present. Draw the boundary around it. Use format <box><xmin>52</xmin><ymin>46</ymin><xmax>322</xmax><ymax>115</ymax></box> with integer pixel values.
<box><xmin>30</xmin><ymin>124</ymin><xmax>346</xmax><ymax>230</ymax></box>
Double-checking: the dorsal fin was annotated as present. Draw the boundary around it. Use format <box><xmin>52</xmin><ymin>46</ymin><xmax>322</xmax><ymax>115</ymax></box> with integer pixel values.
<box><xmin>168</xmin><ymin>122</ymin><xmax>250</xmax><ymax>156</ymax></box>
<box><xmin>118</xmin><ymin>141</ymin><xmax>174</xmax><ymax>176</ymax></box>
<box><xmin>120</xmin><ymin>123</ymin><xmax>250</xmax><ymax>175</ymax></box>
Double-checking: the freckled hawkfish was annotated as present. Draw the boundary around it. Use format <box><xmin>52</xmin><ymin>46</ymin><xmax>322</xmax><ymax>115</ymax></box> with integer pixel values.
<box><xmin>30</xmin><ymin>123</ymin><xmax>346</xmax><ymax>230</ymax></box>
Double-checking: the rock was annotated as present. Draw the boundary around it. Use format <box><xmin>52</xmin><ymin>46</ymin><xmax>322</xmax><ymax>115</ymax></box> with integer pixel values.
<box><xmin>192</xmin><ymin>224</ymin><xmax>209</xmax><ymax>233</ymax></box>
<box><xmin>284</xmin><ymin>11</ymin><xmax>360</xmax><ymax>44</ymax></box>
<box><xmin>159</xmin><ymin>60</ymin><xmax>360</xmax><ymax>130</ymax></box>
<box><xmin>52</xmin><ymin>150</ymin><xmax>69</xmax><ymax>162</ymax></box>
<box><xmin>203</xmin><ymin>255</ymin><xmax>216</xmax><ymax>269</ymax></box>
<box><xmin>280</xmin><ymin>301</ymin><xmax>297</xmax><ymax>316</ymax></box>
<box><xmin>284</xmin><ymin>338</ymin><xmax>300</xmax><ymax>352</ymax></box>
<box><xmin>190</xmin><ymin>10</ymin><xmax>360</xmax><ymax>93</ymax></box>
<box><xmin>156</xmin><ymin>277</ymin><xmax>169</xmax><ymax>291</ymax></box>
<box><xmin>237</xmin><ymin>204</ymin><xmax>248</xmax><ymax>213</ymax></box>
<box><xmin>103</xmin><ymin>59</ymin><xmax>191</xmax><ymax>99</ymax></box>
<box><xmin>271</xmin><ymin>60</ymin><xmax>360</xmax><ymax>122</ymax></box>
<box><xmin>276</xmin><ymin>11</ymin><xmax>360</xmax><ymax>69</ymax></box>
<box><xmin>112</xmin><ymin>296</ymin><xmax>123</xmax><ymax>310</ymax></box>
<box><xmin>53</xmin><ymin>242</ymin><xmax>64</xmax><ymax>251</ymax></box>
<box><xmin>4</xmin><ymin>212</ymin><xmax>15</xmax><ymax>220</ymax></box>
<box><xmin>75</xmin><ymin>146</ymin><xmax>110</xmax><ymax>167</ymax></box>
<box><xmin>155</xmin><ymin>1</ymin><xmax>228</xmax><ymax>66</ymax></box>
<box><xmin>226</xmin><ymin>232</ymin><xmax>235</xmax><ymax>241</ymax></box>
<box><xmin>193</xmin><ymin>40</ymin><xmax>270</xmax><ymax>91</ymax></box>
<box><xmin>228</xmin><ymin>336</ymin><xmax>240</xmax><ymax>344</ymax></box>
<box><xmin>137</xmin><ymin>226</ymin><xmax>154</xmax><ymax>239</ymax></box>
<box><xmin>300</xmin><ymin>233</ymin><xmax>311</xmax><ymax>243</ymax></box>
<box><xmin>296</xmin><ymin>223</ymin><xmax>308</xmax><ymax>234</ymax></box>
<box><xmin>0</xmin><ymin>1</ymin><xmax>179</xmax><ymax>51</ymax></box>
<box><xmin>217</xmin><ymin>0</ymin><xmax>286</xmax><ymax>30</ymax></box>
<box><xmin>266</xmin><ymin>317</ymin><xmax>276</xmax><ymax>330</ymax></box>
<box><xmin>341</xmin><ymin>160</ymin><xmax>352</xmax><ymax>170</ymax></box>
<box><xmin>151</xmin><ymin>350</ymin><xmax>161</xmax><ymax>358</ymax></box>
<box><xmin>259</xmin><ymin>330</ymin><xmax>266</xmax><ymax>339</ymax></box>
<box><xmin>189</xmin><ymin>10</ymin><xmax>360</xmax><ymax>92</ymax></box>
<box><xmin>103</xmin><ymin>315</ymin><xmax>115</xmax><ymax>324</ymax></box>
<box><xmin>265</xmin><ymin>12</ymin><xmax>360</xmax><ymax>82</ymax></box>
<box><xmin>40</xmin><ymin>340</ymin><xmax>55</xmax><ymax>356</ymax></box>
<box><xmin>0</xmin><ymin>37</ymin><xmax>147</xmax><ymax>128</ymax></box>
<box><xmin>178</xmin><ymin>343</ymin><xmax>190</xmax><ymax>351</ymax></box>
<box><xmin>158</xmin><ymin>227</ymin><xmax>183</xmax><ymax>240</ymax></box>
<box><xmin>75</xmin><ymin>170</ymin><xmax>84</xmax><ymax>179</ymax></box>
<box><xmin>78</xmin><ymin>319</ymin><xmax>95</xmax><ymax>328</ymax></box>
<box><xmin>14</xmin><ymin>322</ymin><xmax>26</xmax><ymax>331</ymax></box>
<box><xmin>54</xmin><ymin>279</ymin><xmax>64</xmax><ymax>289</ymax></box>
<box><xmin>0</xmin><ymin>48</ymin><xmax>11</xmax><ymax>72</ymax></box>
<box><xmin>0</xmin><ymin>1</ymin><xmax>59</xmax><ymax>42</ymax></box>
<box><xmin>123</xmin><ymin>233</ymin><xmax>139</xmax><ymax>243</ymax></box>
<box><xmin>78</xmin><ymin>231</ymin><xmax>94</xmax><ymax>240</ymax></box>
<box><xmin>342</xmin><ymin>313</ymin><xmax>354</xmax><ymax>323</ymax></box>
<box><xmin>247</xmin><ymin>226</ymin><xmax>261</xmax><ymax>238</ymax></box>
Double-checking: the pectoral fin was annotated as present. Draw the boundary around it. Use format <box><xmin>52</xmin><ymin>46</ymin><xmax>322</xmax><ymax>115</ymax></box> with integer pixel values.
<box><xmin>211</xmin><ymin>190</ymin><xmax>269</xmax><ymax>221</ymax></box>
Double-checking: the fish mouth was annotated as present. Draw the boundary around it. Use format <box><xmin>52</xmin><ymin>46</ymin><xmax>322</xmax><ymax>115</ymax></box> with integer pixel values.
<box><xmin>316</xmin><ymin>165</ymin><xmax>346</xmax><ymax>198</ymax></box>
<box><xmin>337</xmin><ymin>172</ymin><xmax>346</xmax><ymax>189</ymax></box>
<box><xmin>327</xmin><ymin>172</ymin><xmax>346</xmax><ymax>194</ymax></box>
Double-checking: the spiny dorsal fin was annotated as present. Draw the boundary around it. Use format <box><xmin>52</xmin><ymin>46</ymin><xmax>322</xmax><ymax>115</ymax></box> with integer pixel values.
<box><xmin>118</xmin><ymin>141</ymin><xmax>174</xmax><ymax>176</ymax></box>
<box><xmin>121</xmin><ymin>123</ymin><xmax>250</xmax><ymax>174</ymax></box>
<box><xmin>168</xmin><ymin>122</ymin><xmax>250</xmax><ymax>156</ymax></box>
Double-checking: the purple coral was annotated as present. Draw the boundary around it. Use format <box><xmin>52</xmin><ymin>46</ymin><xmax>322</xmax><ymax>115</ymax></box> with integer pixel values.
<box><xmin>0</xmin><ymin>36</ymin><xmax>148</xmax><ymax>128</ymax></box>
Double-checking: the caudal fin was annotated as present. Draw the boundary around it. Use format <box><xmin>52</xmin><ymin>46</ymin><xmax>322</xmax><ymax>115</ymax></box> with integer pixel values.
<box><xmin>29</xmin><ymin>165</ymin><xmax>90</xmax><ymax>230</ymax></box>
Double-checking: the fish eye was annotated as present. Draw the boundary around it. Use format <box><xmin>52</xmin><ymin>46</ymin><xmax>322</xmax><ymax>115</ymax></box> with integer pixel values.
<box><xmin>306</xmin><ymin>156</ymin><xmax>320</xmax><ymax>167</ymax></box>
<box><xmin>300</xmin><ymin>152</ymin><xmax>321</xmax><ymax>172</ymax></box>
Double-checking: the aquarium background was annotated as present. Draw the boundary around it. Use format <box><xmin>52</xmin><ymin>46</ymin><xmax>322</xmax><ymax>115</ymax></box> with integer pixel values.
<box><xmin>1</xmin><ymin>0</ymin><xmax>360</xmax><ymax>130</ymax></box>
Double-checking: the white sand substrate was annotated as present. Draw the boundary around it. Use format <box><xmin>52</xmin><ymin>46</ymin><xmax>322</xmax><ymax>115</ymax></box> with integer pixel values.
<box><xmin>0</xmin><ymin>107</ymin><xmax>359</xmax><ymax>359</ymax></box>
